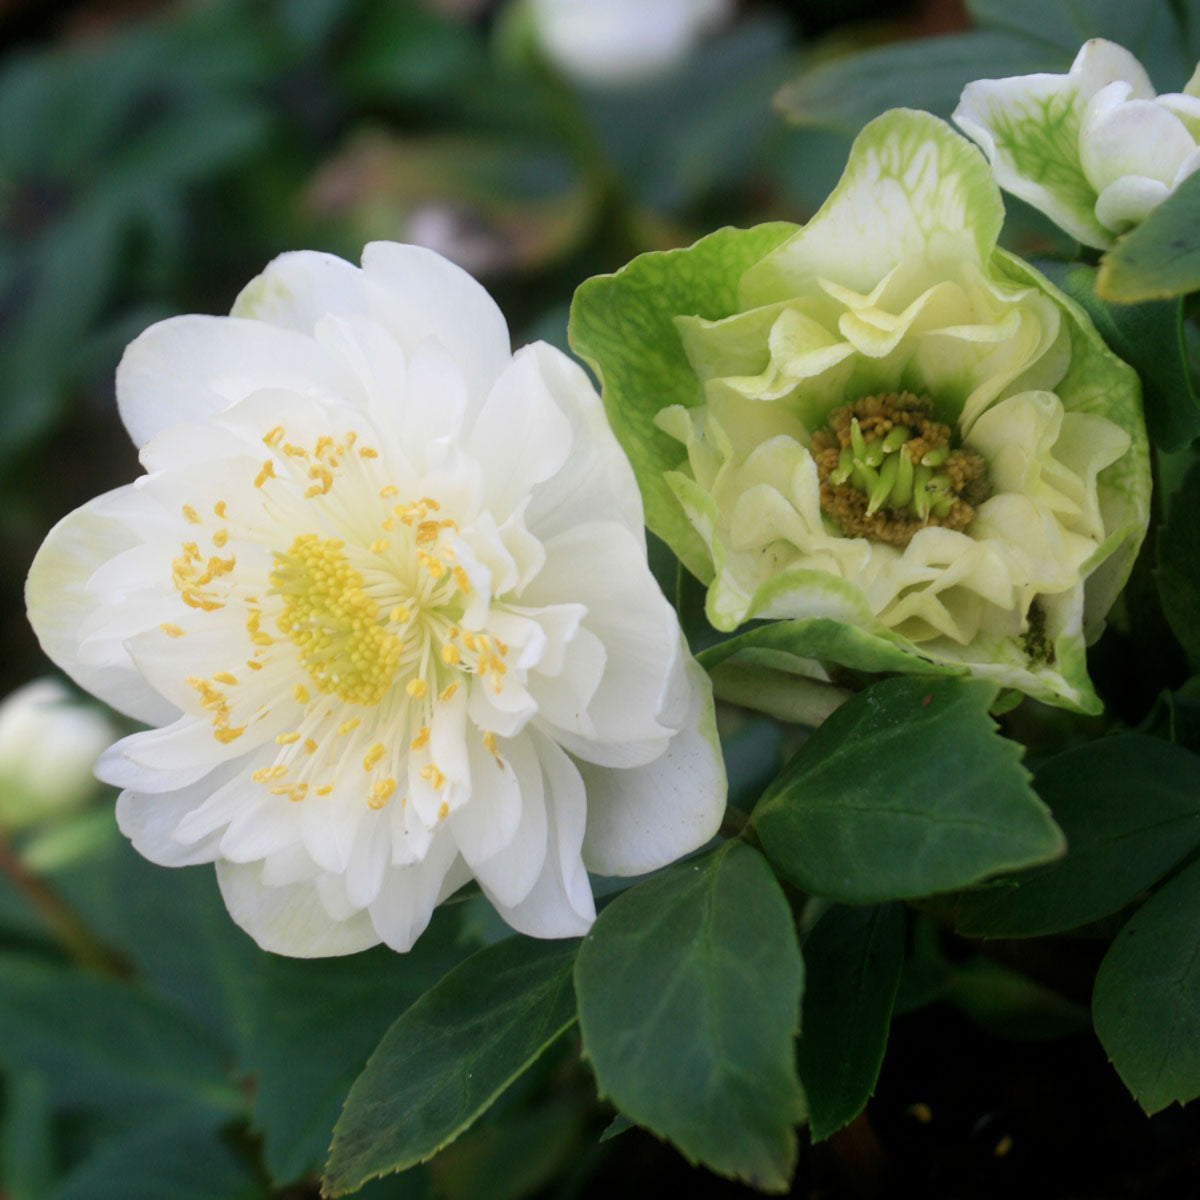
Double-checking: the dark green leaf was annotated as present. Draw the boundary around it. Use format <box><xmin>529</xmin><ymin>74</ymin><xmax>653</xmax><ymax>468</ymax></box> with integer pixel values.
<box><xmin>755</xmin><ymin>676</ymin><xmax>1063</xmax><ymax>902</ymax></box>
<box><xmin>247</xmin><ymin>906</ymin><xmax>473</xmax><ymax>1185</ymax></box>
<box><xmin>1157</xmin><ymin>462</ymin><xmax>1200</xmax><ymax>672</ymax></box>
<box><xmin>0</xmin><ymin>958</ymin><xmax>242</xmax><ymax>1117</ymax></box>
<box><xmin>1094</xmin><ymin>856</ymin><xmax>1200</xmax><ymax>1113</ymax></box>
<box><xmin>324</xmin><ymin>936</ymin><xmax>578</xmax><ymax>1197</ymax></box>
<box><xmin>1035</xmin><ymin>260</ymin><xmax>1200</xmax><ymax>450</ymax></box>
<box><xmin>775</xmin><ymin>32</ymin><xmax>1067</xmax><ymax>135</ymax></box>
<box><xmin>575</xmin><ymin>843</ymin><xmax>804</xmax><ymax>1192</ymax></box>
<box><xmin>947</xmin><ymin>955</ymin><xmax>1089</xmax><ymax>1040</ymax></box>
<box><xmin>0</xmin><ymin>1071</ymin><xmax>54</xmax><ymax>1200</ymax></box>
<box><xmin>953</xmin><ymin>735</ymin><xmax>1200</xmax><ymax>937</ymax></box>
<box><xmin>1097</xmin><ymin>170</ymin><xmax>1200</xmax><ymax>302</ymax></box>
<box><xmin>50</xmin><ymin>1108</ymin><xmax>264</xmax><ymax>1200</ymax></box>
<box><xmin>797</xmin><ymin>903</ymin><xmax>906</xmax><ymax>1141</ymax></box>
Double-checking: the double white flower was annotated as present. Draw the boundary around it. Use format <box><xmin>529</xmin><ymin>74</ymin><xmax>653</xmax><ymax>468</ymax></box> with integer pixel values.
<box><xmin>954</xmin><ymin>39</ymin><xmax>1200</xmax><ymax>249</ymax></box>
<box><xmin>26</xmin><ymin>243</ymin><xmax>724</xmax><ymax>955</ymax></box>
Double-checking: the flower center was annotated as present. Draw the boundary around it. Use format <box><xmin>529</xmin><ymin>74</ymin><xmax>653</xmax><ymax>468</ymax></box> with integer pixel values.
<box><xmin>810</xmin><ymin>392</ymin><xmax>989</xmax><ymax>548</ymax></box>
<box><xmin>271</xmin><ymin>534</ymin><xmax>404</xmax><ymax>707</ymax></box>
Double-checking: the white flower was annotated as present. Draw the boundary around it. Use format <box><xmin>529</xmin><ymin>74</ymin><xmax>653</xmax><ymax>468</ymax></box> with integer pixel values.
<box><xmin>528</xmin><ymin>0</ymin><xmax>731</xmax><ymax>88</ymax></box>
<box><xmin>954</xmin><ymin>39</ymin><xmax>1200</xmax><ymax>249</ymax></box>
<box><xmin>0</xmin><ymin>679</ymin><xmax>114</xmax><ymax>830</ymax></box>
<box><xmin>25</xmin><ymin>242</ymin><xmax>725</xmax><ymax>956</ymax></box>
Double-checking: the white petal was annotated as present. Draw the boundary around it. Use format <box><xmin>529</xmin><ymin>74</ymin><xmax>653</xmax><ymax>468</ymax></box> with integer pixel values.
<box><xmin>580</xmin><ymin>654</ymin><xmax>725</xmax><ymax>875</ymax></box>
<box><xmin>26</xmin><ymin>487</ymin><xmax>178</xmax><ymax>725</ymax></box>
<box><xmin>367</xmin><ymin>830</ymin><xmax>461</xmax><ymax>952</ymax></box>
<box><xmin>217</xmin><ymin>859</ymin><xmax>379</xmax><ymax>957</ymax></box>
<box><xmin>1094</xmin><ymin>175</ymin><xmax>1171</xmax><ymax>232</ymax></box>
<box><xmin>361</xmin><ymin>241</ymin><xmax>511</xmax><ymax>412</ymax></box>
<box><xmin>116</xmin><ymin>315</ymin><xmax>351</xmax><ymax>448</ymax></box>
<box><xmin>231</xmin><ymin>249</ymin><xmax>370</xmax><ymax>332</ymax></box>
<box><xmin>1080</xmin><ymin>87</ymin><xmax>1195</xmax><ymax>192</ymax></box>
<box><xmin>447</xmin><ymin>733</ymin><xmax>524</xmax><ymax>867</ymax></box>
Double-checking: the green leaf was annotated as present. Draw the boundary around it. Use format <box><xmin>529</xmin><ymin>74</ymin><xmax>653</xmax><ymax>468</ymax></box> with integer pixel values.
<box><xmin>246</xmin><ymin>907</ymin><xmax>473</xmax><ymax>1186</ymax></box>
<box><xmin>0</xmin><ymin>1071</ymin><xmax>54</xmax><ymax>1200</ymax></box>
<box><xmin>1093</xmin><ymin>856</ymin><xmax>1200</xmax><ymax>1113</ymax></box>
<box><xmin>50</xmin><ymin>1108</ymin><xmax>264</xmax><ymax>1200</ymax></box>
<box><xmin>0</xmin><ymin>958</ymin><xmax>242</xmax><ymax>1118</ymax></box>
<box><xmin>797</xmin><ymin>903</ymin><xmax>906</xmax><ymax>1141</ymax></box>
<box><xmin>754</xmin><ymin>676</ymin><xmax>1063</xmax><ymax>902</ymax></box>
<box><xmin>1157</xmin><ymin>462</ymin><xmax>1200</xmax><ymax>673</ymax></box>
<box><xmin>775</xmin><ymin>32</ymin><xmax>1067</xmax><ymax>135</ymax></box>
<box><xmin>1034</xmin><ymin>260</ymin><xmax>1200</xmax><ymax>450</ymax></box>
<box><xmin>1096</xmin><ymin>171</ymin><xmax>1200</xmax><ymax>302</ymax></box>
<box><xmin>569</xmin><ymin>221</ymin><xmax>796</xmax><ymax>583</ymax></box>
<box><xmin>953</xmin><ymin>735</ymin><xmax>1200</xmax><ymax>937</ymax></box>
<box><xmin>324</xmin><ymin>936</ymin><xmax>579</xmax><ymax>1197</ymax></box>
<box><xmin>574</xmin><ymin>843</ymin><xmax>804</xmax><ymax>1192</ymax></box>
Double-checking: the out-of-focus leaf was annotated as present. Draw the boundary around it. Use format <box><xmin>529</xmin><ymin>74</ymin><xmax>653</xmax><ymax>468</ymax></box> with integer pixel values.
<box><xmin>324</xmin><ymin>936</ymin><xmax>578</xmax><ymax>1197</ymax></box>
<box><xmin>754</xmin><ymin>677</ymin><xmax>1063</xmax><ymax>902</ymax></box>
<box><xmin>247</xmin><ymin>906</ymin><xmax>475</xmax><ymax>1186</ymax></box>
<box><xmin>0</xmin><ymin>957</ymin><xmax>243</xmax><ymax>1117</ymax></box>
<box><xmin>575</xmin><ymin>843</ymin><xmax>804</xmax><ymax>1193</ymax></box>
<box><xmin>948</xmin><ymin>955</ymin><xmax>1090</xmax><ymax>1040</ymax></box>
<box><xmin>953</xmin><ymin>735</ymin><xmax>1200</xmax><ymax>937</ymax></box>
<box><xmin>0</xmin><ymin>1070</ymin><xmax>55</xmax><ymax>1200</ymax></box>
<box><xmin>797</xmin><ymin>903</ymin><xmax>905</xmax><ymax>1141</ymax></box>
<box><xmin>776</xmin><ymin>32</ymin><xmax>1067</xmax><ymax>135</ymax></box>
<box><xmin>1097</xmin><ymin>171</ymin><xmax>1200</xmax><ymax>302</ymax></box>
<box><xmin>1036</xmin><ymin>260</ymin><xmax>1199</xmax><ymax>450</ymax></box>
<box><xmin>1094</xmin><ymin>856</ymin><xmax>1200</xmax><ymax>1113</ymax></box>
<box><xmin>1157</xmin><ymin>462</ymin><xmax>1200</xmax><ymax>673</ymax></box>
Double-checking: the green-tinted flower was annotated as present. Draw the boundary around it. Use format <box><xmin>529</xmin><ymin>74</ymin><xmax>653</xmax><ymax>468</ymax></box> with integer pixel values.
<box><xmin>954</xmin><ymin>39</ymin><xmax>1200</xmax><ymax>250</ymax></box>
<box><xmin>570</xmin><ymin>109</ymin><xmax>1150</xmax><ymax>712</ymax></box>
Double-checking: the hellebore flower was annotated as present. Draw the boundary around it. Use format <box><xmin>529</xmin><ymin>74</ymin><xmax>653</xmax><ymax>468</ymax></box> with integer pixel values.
<box><xmin>954</xmin><ymin>38</ymin><xmax>1200</xmax><ymax>249</ymax></box>
<box><xmin>0</xmin><ymin>679</ymin><xmax>114</xmax><ymax>831</ymax></box>
<box><xmin>570</xmin><ymin>109</ymin><xmax>1150</xmax><ymax>713</ymax></box>
<box><xmin>527</xmin><ymin>0</ymin><xmax>731</xmax><ymax>88</ymax></box>
<box><xmin>26</xmin><ymin>242</ymin><xmax>724</xmax><ymax>955</ymax></box>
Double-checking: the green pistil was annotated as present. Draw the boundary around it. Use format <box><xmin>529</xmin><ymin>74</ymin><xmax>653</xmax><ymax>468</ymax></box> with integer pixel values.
<box><xmin>836</xmin><ymin>418</ymin><xmax>951</xmax><ymax>522</ymax></box>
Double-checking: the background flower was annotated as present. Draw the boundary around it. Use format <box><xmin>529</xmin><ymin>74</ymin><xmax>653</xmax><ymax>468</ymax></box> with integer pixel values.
<box><xmin>570</xmin><ymin>110</ymin><xmax>1150</xmax><ymax>712</ymax></box>
<box><xmin>25</xmin><ymin>242</ymin><xmax>724</xmax><ymax>956</ymax></box>
<box><xmin>953</xmin><ymin>38</ymin><xmax>1200</xmax><ymax>250</ymax></box>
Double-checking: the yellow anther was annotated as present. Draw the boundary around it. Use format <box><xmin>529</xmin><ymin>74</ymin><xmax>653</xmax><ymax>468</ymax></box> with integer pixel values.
<box><xmin>421</xmin><ymin>497</ymin><xmax>440</xmax><ymax>511</ymax></box>
<box><xmin>380</xmin><ymin>516</ymin><xmax>396</xmax><ymax>531</ymax></box>
<box><xmin>284</xmin><ymin>442</ymin><xmax>307</xmax><ymax>458</ymax></box>
<box><xmin>369</xmin><ymin>538</ymin><xmax>389</xmax><ymax>554</ymax></box>
<box><xmin>344</xmin><ymin>430</ymin><xmax>357</xmax><ymax>448</ymax></box>
<box><xmin>214</xmin><ymin>501</ymin><xmax>227</xmax><ymax>518</ymax></box>
<box><xmin>254</xmin><ymin>459</ymin><xmax>275</xmax><ymax>488</ymax></box>
<box><xmin>212</xmin><ymin>672</ymin><xmax>238</xmax><ymax>686</ymax></box>
<box><xmin>182</xmin><ymin>504</ymin><xmax>201</xmax><ymax>524</ymax></box>
<box><xmin>417</xmin><ymin>551</ymin><xmax>445</xmax><ymax>579</ymax></box>
<box><xmin>368</xmin><ymin>777</ymin><xmax>396</xmax><ymax>809</ymax></box>
<box><xmin>293</xmin><ymin>683</ymin><xmax>310</xmax><ymax>704</ymax></box>
<box><xmin>338</xmin><ymin>718</ymin><xmax>360</xmax><ymax>735</ymax></box>
<box><xmin>212</xmin><ymin>528</ymin><xmax>229</xmax><ymax>548</ymax></box>
<box><xmin>159</xmin><ymin>622</ymin><xmax>185</xmax><ymax>638</ymax></box>
<box><xmin>437</xmin><ymin>800</ymin><xmax>449</xmax><ymax>820</ymax></box>
<box><xmin>263</xmin><ymin>426</ymin><xmax>284</xmax><ymax>448</ymax></box>
<box><xmin>410</xmin><ymin>726</ymin><xmax>430</xmax><ymax>750</ymax></box>
<box><xmin>314</xmin><ymin>435</ymin><xmax>334</xmax><ymax>458</ymax></box>
<box><xmin>453</xmin><ymin>566</ymin><xmax>472</xmax><ymax>593</ymax></box>
<box><xmin>447</xmin><ymin>625</ymin><xmax>460</xmax><ymax>640</ymax></box>
<box><xmin>439</xmin><ymin>682</ymin><xmax>458</xmax><ymax>702</ymax></box>
<box><xmin>363</xmin><ymin>742</ymin><xmax>386</xmax><ymax>770</ymax></box>
<box><xmin>316</xmin><ymin>784</ymin><xmax>333</xmax><ymax>796</ymax></box>
<box><xmin>252</xmin><ymin>765</ymin><xmax>289</xmax><ymax>783</ymax></box>
<box><xmin>245</xmin><ymin>658</ymin><xmax>263</xmax><ymax>671</ymax></box>
<box><xmin>214</xmin><ymin>725</ymin><xmax>245</xmax><ymax>743</ymax></box>
<box><xmin>462</xmin><ymin>632</ymin><xmax>477</xmax><ymax>651</ymax></box>
<box><xmin>420</xmin><ymin>763</ymin><xmax>446</xmax><ymax>789</ymax></box>
<box><xmin>483</xmin><ymin>731</ymin><xmax>498</xmax><ymax>755</ymax></box>
<box><xmin>358</xmin><ymin>446</ymin><xmax>379</xmax><ymax>459</ymax></box>
<box><xmin>416</xmin><ymin>520</ymin><xmax>440</xmax><ymax>545</ymax></box>
<box><xmin>441</xmin><ymin>644</ymin><xmax>460</xmax><ymax>665</ymax></box>
<box><xmin>390</xmin><ymin>606</ymin><xmax>410</xmax><ymax>624</ymax></box>
<box><xmin>407</xmin><ymin>678</ymin><xmax>428</xmax><ymax>699</ymax></box>
<box><xmin>495</xmin><ymin>639</ymin><xmax>509</xmax><ymax>656</ymax></box>
<box><xmin>304</xmin><ymin>738</ymin><xmax>318</xmax><ymax>755</ymax></box>
<box><xmin>379</xmin><ymin>484</ymin><xmax>398</xmax><ymax>498</ymax></box>
<box><xmin>277</xmin><ymin>732</ymin><xmax>301</xmax><ymax>745</ymax></box>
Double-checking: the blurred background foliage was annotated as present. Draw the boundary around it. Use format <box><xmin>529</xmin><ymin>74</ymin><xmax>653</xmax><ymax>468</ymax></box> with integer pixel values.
<box><xmin>3</xmin><ymin>1</ymin><xmax>1200</xmax><ymax>1197</ymax></box>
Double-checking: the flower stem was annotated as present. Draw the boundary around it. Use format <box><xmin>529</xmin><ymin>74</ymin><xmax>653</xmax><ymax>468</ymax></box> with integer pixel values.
<box><xmin>710</xmin><ymin>662</ymin><xmax>852</xmax><ymax>728</ymax></box>
<box><xmin>0</xmin><ymin>834</ymin><xmax>130</xmax><ymax>976</ymax></box>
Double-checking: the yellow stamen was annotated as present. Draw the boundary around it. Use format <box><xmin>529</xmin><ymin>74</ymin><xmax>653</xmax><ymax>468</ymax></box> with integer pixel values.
<box><xmin>406</xmin><ymin>678</ymin><xmax>428</xmax><ymax>699</ymax></box>
<box><xmin>368</xmin><ymin>778</ymin><xmax>395</xmax><ymax>809</ymax></box>
<box><xmin>254</xmin><ymin>459</ymin><xmax>275</xmax><ymax>488</ymax></box>
<box><xmin>182</xmin><ymin>504</ymin><xmax>201</xmax><ymax>525</ymax></box>
<box><xmin>277</xmin><ymin>732</ymin><xmax>301</xmax><ymax>745</ymax></box>
<box><xmin>159</xmin><ymin>623</ymin><xmax>185</xmax><ymax>638</ymax></box>
<box><xmin>363</xmin><ymin>742</ymin><xmax>386</xmax><ymax>770</ymax></box>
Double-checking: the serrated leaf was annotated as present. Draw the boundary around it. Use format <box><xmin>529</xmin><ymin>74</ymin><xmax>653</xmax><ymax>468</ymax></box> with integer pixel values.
<box><xmin>1096</xmin><ymin>170</ymin><xmax>1200</xmax><ymax>302</ymax></box>
<box><xmin>754</xmin><ymin>676</ymin><xmax>1063</xmax><ymax>902</ymax></box>
<box><xmin>1094</xmin><ymin>856</ymin><xmax>1200</xmax><ymax>1113</ymax></box>
<box><xmin>575</xmin><ymin>842</ymin><xmax>804</xmax><ymax>1192</ymax></box>
<box><xmin>569</xmin><ymin>222</ymin><xmax>796</xmax><ymax>583</ymax></box>
<box><xmin>797</xmin><ymin>903</ymin><xmax>906</xmax><ymax>1141</ymax></box>
<box><xmin>1035</xmin><ymin>260</ymin><xmax>1200</xmax><ymax>451</ymax></box>
<box><xmin>775</xmin><ymin>32</ymin><xmax>1067</xmax><ymax>135</ymax></box>
<box><xmin>953</xmin><ymin>735</ymin><xmax>1200</xmax><ymax>937</ymax></box>
<box><xmin>1157</xmin><ymin>462</ymin><xmax>1200</xmax><ymax>673</ymax></box>
<box><xmin>324</xmin><ymin>936</ymin><xmax>578</xmax><ymax>1197</ymax></box>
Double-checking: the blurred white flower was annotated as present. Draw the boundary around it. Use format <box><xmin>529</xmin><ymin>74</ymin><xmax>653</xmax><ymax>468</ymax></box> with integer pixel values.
<box><xmin>26</xmin><ymin>242</ymin><xmax>724</xmax><ymax>956</ymax></box>
<box><xmin>955</xmin><ymin>39</ymin><xmax>1200</xmax><ymax>249</ymax></box>
<box><xmin>529</xmin><ymin>0</ymin><xmax>731</xmax><ymax>87</ymax></box>
<box><xmin>0</xmin><ymin>679</ymin><xmax>113</xmax><ymax>830</ymax></box>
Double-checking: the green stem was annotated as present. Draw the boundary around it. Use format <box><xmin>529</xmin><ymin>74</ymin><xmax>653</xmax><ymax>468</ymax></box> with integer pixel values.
<box><xmin>710</xmin><ymin>662</ymin><xmax>852</xmax><ymax>727</ymax></box>
<box><xmin>0</xmin><ymin>834</ymin><xmax>129</xmax><ymax>977</ymax></box>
